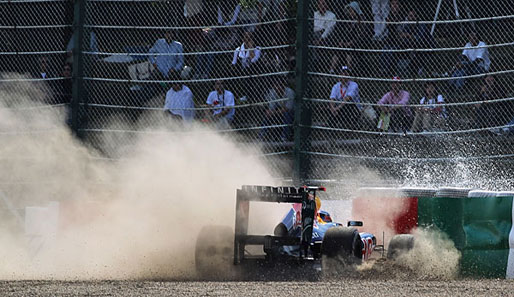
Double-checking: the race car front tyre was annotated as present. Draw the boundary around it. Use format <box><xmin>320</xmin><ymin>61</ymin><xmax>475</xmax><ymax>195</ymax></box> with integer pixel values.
<box><xmin>387</xmin><ymin>234</ymin><xmax>415</xmax><ymax>260</ymax></box>
<box><xmin>321</xmin><ymin>226</ymin><xmax>362</xmax><ymax>262</ymax></box>
<box><xmin>195</xmin><ymin>225</ymin><xmax>234</xmax><ymax>280</ymax></box>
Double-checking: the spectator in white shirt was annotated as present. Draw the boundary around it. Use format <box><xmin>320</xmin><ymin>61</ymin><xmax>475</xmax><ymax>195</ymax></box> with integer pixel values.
<box><xmin>231</xmin><ymin>31</ymin><xmax>262</xmax><ymax>102</ymax></box>
<box><xmin>232</xmin><ymin>31</ymin><xmax>262</xmax><ymax>70</ymax></box>
<box><xmin>329</xmin><ymin>66</ymin><xmax>362</xmax><ymax>134</ymax></box>
<box><xmin>450</xmin><ymin>31</ymin><xmax>491</xmax><ymax>91</ymax></box>
<box><xmin>164</xmin><ymin>73</ymin><xmax>195</xmax><ymax>123</ymax></box>
<box><xmin>206</xmin><ymin>80</ymin><xmax>235</xmax><ymax>129</ymax></box>
<box><xmin>461</xmin><ymin>31</ymin><xmax>491</xmax><ymax>73</ymax></box>
<box><xmin>370</xmin><ymin>0</ymin><xmax>390</xmax><ymax>41</ymax></box>
<box><xmin>313</xmin><ymin>0</ymin><xmax>336</xmax><ymax>45</ymax></box>
<box><xmin>410</xmin><ymin>82</ymin><xmax>447</xmax><ymax>132</ymax></box>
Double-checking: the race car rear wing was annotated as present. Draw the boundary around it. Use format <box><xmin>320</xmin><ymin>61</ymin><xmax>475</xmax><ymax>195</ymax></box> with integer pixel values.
<box><xmin>234</xmin><ymin>185</ymin><xmax>325</xmax><ymax>264</ymax></box>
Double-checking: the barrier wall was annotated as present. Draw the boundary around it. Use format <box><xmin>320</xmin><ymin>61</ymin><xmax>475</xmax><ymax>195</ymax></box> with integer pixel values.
<box><xmin>460</xmin><ymin>195</ymin><xmax>513</xmax><ymax>277</ymax></box>
<box><xmin>353</xmin><ymin>187</ymin><xmax>435</xmax><ymax>236</ymax></box>
<box><xmin>353</xmin><ymin>187</ymin><xmax>514</xmax><ymax>278</ymax></box>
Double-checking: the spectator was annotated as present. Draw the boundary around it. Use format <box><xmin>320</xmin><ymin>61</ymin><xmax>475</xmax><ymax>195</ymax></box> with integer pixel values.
<box><xmin>193</xmin><ymin>0</ymin><xmax>241</xmax><ymax>79</ymax></box>
<box><xmin>164</xmin><ymin>73</ymin><xmax>195</xmax><ymax>123</ymax></box>
<box><xmin>263</xmin><ymin>2</ymin><xmax>295</xmax><ymax>73</ymax></box>
<box><xmin>149</xmin><ymin>30</ymin><xmax>184</xmax><ymax>79</ymax></box>
<box><xmin>33</xmin><ymin>56</ymin><xmax>53</xmax><ymax>80</ymax></box>
<box><xmin>329</xmin><ymin>1</ymin><xmax>371</xmax><ymax>75</ymax></box>
<box><xmin>214</xmin><ymin>0</ymin><xmax>242</xmax><ymax>48</ymax></box>
<box><xmin>462</xmin><ymin>31</ymin><xmax>491</xmax><ymax>74</ymax></box>
<box><xmin>57</xmin><ymin>63</ymin><xmax>73</xmax><ymax>105</ymax></box>
<box><xmin>232</xmin><ymin>31</ymin><xmax>262</xmax><ymax>71</ymax></box>
<box><xmin>238</xmin><ymin>0</ymin><xmax>264</xmax><ymax>33</ymax></box>
<box><xmin>370</xmin><ymin>0</ymin><xmax>389</xmax><ymax>41</ymax></box>
<box><xmin>396</xmin><ymin>9</ymin><xmax>434</xmax><ymax>77</ymax></box>
<box><xmin>232</xmin><ymin>31</ymin><xmax>262</xmax><ymax>101</ymax></box>
<box><xmin>264</xmin><ymin>22</ymin><xmax>289</xmax><ymax>72</ymax></box>
<box><xmin>206</xmin><ymin>80</ymin><xmax>235</xmax><ymax>129</ymax></box>
<box><xmin>33</xmin><ymin>56</ymin><xmax>56</xmax><ymax>102</ymax></box>
<box><xmin>379</xmin><ymin>0</ymin><xmax>402</xmax><ymax>77</ymax></box>
<box><xmin>32</xmin><ymin>59</ymin><xmax>70</xmax><ymax>107</ymax></box>
<box><xmin>52</xmin><ymin>63</ymin><xmax>73</xmax><ymax>127</ymax></box>
<box><xmin>449</xmin><ymin>57</ymin><xmax>467</xmax><ymax>91</ymax></box>
<box><xmin>474</xmin><ymin>74</ymin><xmax>511</xmax><ymax>130</ymax></box>
<box><xmin>218</xmin><ymin>0</ymin><xmax>241</xmax><ymax>27</ymax></box>
<box><xmin>410</xmin><ymin>82</ymin><xmax>447</xmax><ymax>132</ymax></box>
<box><xmin>193</xmin><ymin>28</ymin><xmax>216</xmax><ymax>80</ymax></box>
<box><xmin>259</xmin><ymin>77</ymin><xmax>295</xmax><ymax>141</ymax></box>
<box><xmin>329</xmin><ymin>66</ymin><xmax>362</xmax><ymax>136</ymax></box>
<box><xmin>184</xmin><ymin>0</ymin><xmax>204</xmax><ymax>48</ymax></box>
<box><xmin>450</xmin><ymin>31</ymin><xmax>490</xmax><ymax>91</ymax></box>
<box><xmin>312</xmin><ymin>0</ymin><xmax>336</xmax><ymax>45</ymax></box>
<box><xmin>378</xmin><ymin>76</ymin><xmax>412</xmax><ymax>132</ymax></box>
<box><xmin>184</xmin><ymin>0</ymin><xmax>203</xmax><ymax>25</ymax></box>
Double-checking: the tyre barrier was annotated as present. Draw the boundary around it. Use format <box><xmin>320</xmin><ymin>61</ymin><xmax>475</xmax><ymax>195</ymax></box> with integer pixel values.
<box><xmin>400</xmin><ymin>187</ymin><xmax>437</xmax><ymax>234</ymax></box>
<box><xmin>353</xmin><ymin>187</ymin><xmax>514</xmax><ymax>278</ymax></box>
<box><xmin>353</xmin><ymin>187</ymin><xmax>436</xmax><ymax>236</ymax></box>
<box><xmin>468</xmin><ymin>190</ymin><xmax>498</xmax><ymax>198</ymax></box>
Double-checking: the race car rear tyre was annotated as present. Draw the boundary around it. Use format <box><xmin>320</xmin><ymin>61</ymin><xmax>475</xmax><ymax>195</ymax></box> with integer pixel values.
<box><xmin>321</xmin><ymin>226</ymin><xmax>362</xmax><ymax>262</ymax></box>
<box><xmin>195</xmin><ymin>225</ymin><xmax>234</xmax><ymax>280</ymax></box>
<box><xmin>387</xmin><ymin>234</ymin><xmax>415</xmax><ymax>260</ymax></box>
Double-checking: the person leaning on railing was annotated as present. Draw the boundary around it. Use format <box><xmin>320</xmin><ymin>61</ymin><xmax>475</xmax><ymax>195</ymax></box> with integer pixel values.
<box><xmin>410</xmin><ymin>81</ymin><xmax>447</xmax><ymax>133</ymax></box>
<box><xmin>377</xmin><ymin>76</ymin><xmax>412</xmax><ymax>132</ymax></box>
<box><xmin>328</xmin><ymin>66</ymin><xmax>362</xmax><ymax>137</ymax></box>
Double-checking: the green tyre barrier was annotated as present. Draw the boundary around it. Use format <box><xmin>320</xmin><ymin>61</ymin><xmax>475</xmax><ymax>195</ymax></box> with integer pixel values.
<box><xmin>460</xmin><ymin>195</ymin><xmax>513</xmax><ymax>278</ymax></box>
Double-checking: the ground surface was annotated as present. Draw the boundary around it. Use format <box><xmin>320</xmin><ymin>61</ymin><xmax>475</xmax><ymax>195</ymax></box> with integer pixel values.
<box><xmin>0</xmin><ymin>279</ymin><xmax>513</xmax><ymax>297</ymax></box>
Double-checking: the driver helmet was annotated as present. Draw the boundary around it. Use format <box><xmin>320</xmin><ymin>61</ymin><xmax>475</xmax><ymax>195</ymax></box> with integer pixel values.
<box><xmin>318</xmin><ymin>210</ymin><xmax>333</xmax><ymax>223</ymax></box>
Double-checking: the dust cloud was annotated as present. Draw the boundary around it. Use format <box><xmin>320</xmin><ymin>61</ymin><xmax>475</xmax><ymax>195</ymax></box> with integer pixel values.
<box><xmin>353</xmin><ymin>228</ymin><xmax>461</xmax><ymax>280</ymax></box>
<box><xmin>0</xmin><ymin>76</ymin><xmax>282</xmax><ymax>280</ymax></box>
<box><xmin>392</xmin><ymin>228</ymin><xmax>461</xmax><ymax>279</ymax></box>
<box><xmin>0</xmin><ymin>76</ymin><xmax>464</xmax><ymax>281</ymax></box>
<box><xmin>350</xmin><ymin>188</ymin><xmax>406</xmax><ymax>246</ymax></box>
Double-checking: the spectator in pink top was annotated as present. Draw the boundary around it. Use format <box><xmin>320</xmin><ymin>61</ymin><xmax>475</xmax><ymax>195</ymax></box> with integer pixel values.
<box><xmin>378</xmin><ymin>76</ymin><xmax>412</xmax><ymax>132</ymax></box>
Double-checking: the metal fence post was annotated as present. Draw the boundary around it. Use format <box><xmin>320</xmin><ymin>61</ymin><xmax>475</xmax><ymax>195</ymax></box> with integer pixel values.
<box><xmin>71</xmin><ymin>0</ymin><xmax>86</xmax><ymax>138</ymax></box>
<box><xmin>293</xmin><ymin>0</ymin><xmax>311</xmax><ymax>185</ymax></box>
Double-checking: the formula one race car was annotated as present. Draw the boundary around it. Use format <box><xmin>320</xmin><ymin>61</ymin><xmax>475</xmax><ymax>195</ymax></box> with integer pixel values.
<box><xmin>195</xmin><ymin>185</ymin><xmax>413</xmax><ymax>277</ymax></box>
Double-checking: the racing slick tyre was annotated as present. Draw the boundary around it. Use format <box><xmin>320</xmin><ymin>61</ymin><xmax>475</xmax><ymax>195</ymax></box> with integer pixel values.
<box><xmin>321</xmin><ymin>226</ymin><xmax>362</xmax><ymax>267</ymax></box>
<box><xmin>387</xmin><ymin>234</ymin><xmax>415</xmax><ymax>260</ymax></box>
<box><xmin>195</xmin><ymin>225</ymin><xmax>234</xmax><ymax>280</ymax></box>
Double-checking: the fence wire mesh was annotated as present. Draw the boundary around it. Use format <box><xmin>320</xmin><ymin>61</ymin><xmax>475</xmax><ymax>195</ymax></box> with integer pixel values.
<box><xmin>305</xmin><ymin>0</ymin><xmax>514</xmax><ymax>187</ymax></box>
<box><xmin>81</xmin><ymin>0</ymin><xmax>297</xmax><ymax>174</ymax></box>
<box><xmin>1</xmin><ymin>0</ymin><xmax>514</xmax><ymax>188</ymax></box>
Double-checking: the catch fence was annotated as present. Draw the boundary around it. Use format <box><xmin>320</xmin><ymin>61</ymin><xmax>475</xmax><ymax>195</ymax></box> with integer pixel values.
<box><xmin>1</xmin><ymin>0</ymin><xmax>514</xmax><ymax>188</ymax></box>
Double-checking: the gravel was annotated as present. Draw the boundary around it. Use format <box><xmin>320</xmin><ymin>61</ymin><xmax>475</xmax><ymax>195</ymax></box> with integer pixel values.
<box><xmin>0</xmin><ymin>279</ymin><xmax>513</xmax><ymax>297</ymax></box>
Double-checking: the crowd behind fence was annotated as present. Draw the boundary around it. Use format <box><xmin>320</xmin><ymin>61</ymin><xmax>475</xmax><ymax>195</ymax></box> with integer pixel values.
<box><xmin>1</xmin><ymin>0</ymin><xmax>514</xmax><ymax>186</ymax></box>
